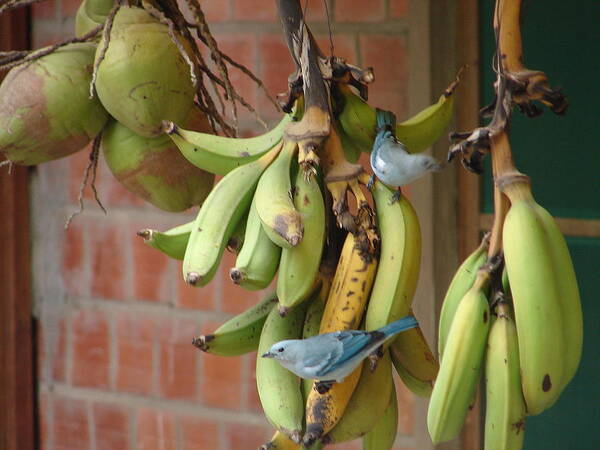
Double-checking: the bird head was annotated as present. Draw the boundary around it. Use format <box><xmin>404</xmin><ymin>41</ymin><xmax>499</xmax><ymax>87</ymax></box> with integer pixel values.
<box><xmin>261</xmin><ymin>340</ymin><xmax>298</xmax><ymax>361</ymax></box>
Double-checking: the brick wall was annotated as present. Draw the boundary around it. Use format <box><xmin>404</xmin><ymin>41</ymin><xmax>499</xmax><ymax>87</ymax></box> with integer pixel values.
<box><xmin>31</xmin><ymin>1</ymin><xmax>420</xmax><ymax>449</ymax></box>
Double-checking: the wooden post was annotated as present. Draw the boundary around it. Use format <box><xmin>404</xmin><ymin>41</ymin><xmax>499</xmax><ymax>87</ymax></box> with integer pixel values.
<box><xmin>0</xmin><ymin>8</ymin><xmax>35</xmax><ymax>450</ymax></box>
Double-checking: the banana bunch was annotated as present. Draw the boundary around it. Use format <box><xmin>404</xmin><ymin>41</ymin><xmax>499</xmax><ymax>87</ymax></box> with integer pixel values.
<box><xmin>429</xmin><ymin>176</ymin><xmax>582</xmax><ymax>448</ymax></box>
<box><xmin>134</xmin><ymin>70</ymin><xmax>459</xmax><ymax>446</ymax></box>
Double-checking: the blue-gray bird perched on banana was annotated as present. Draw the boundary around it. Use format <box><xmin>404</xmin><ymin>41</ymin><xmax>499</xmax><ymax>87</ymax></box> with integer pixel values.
<box><xmin>370</xmin><ymin>109</ymin><xmax>444</xmax><ymax>192</ymax></box>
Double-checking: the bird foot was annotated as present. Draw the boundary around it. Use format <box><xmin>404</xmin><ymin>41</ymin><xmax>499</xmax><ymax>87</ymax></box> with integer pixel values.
<box><xmin>314</xmin><ymin>380</ymin><xmax>335</xmax><ymax>394</ymax></box>
<box><xmin>368</xmin><ymin>345</ymin><xmax>385</xmax><ymax>372</ymax></box>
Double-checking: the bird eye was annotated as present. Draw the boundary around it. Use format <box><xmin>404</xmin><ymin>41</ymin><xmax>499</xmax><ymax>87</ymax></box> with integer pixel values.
<box><xmin>278</xmin><ymin>348</ymin><xmax>284</xmax><ymax>353</ymax></box>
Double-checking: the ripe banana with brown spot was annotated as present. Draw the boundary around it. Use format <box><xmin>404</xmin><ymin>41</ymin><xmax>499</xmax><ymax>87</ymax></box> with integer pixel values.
<box><xmin>303</xmin><ymin>230</ymin><xmax>378</xmax><ymax>446</ymax></box>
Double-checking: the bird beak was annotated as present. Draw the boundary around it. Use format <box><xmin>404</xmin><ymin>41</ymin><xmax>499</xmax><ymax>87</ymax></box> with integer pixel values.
<box><xmin>261</xmin><ymin>352</ymin><xmax>274</xmax><ymax>358</ymax></box>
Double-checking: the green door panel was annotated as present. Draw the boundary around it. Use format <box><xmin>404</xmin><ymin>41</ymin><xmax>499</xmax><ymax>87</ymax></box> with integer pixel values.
<box><xmin>480</xmin><ymin>0</ymin><xmax>600</xmax><ymax>219</ymax></box>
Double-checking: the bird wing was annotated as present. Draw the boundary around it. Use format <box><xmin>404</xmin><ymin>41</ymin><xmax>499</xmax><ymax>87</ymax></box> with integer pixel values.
<box><xmin>312</xmin><ymin>331</ymin><xmax>384</xmax><ymax>378</ymax></box>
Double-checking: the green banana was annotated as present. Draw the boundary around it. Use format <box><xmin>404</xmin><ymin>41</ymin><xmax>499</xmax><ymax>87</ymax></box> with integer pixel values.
<box><xmin>502</xmin><ymin>181</ymin><xmax>567</xmax><ymax>414</ymax></box>
<box><xmin>438</xmin><ymin>233</ymin><xmax>490</xmax><ymax>359</ymax></box>
<box><xmin>427</xmin><ymin>272</ymin><xmax>491</xmax><ymax>444</ymax></box>
<box><xmin>531</xmin><ymin>202</ymin><xmax>583</xmax><ymax>388</ymax></box>
<box><xmin>365</xmin><ymin>179</ymin><xmax>421</xmax><ymax>333</ymax></box>
<box><xmin>336</xmin><ymin>77</ymin><xmax>457</xmax><ymax>154</ymax></box>
<box><xmin>192</xmin><ymin>291</ymin><xmax>277</xmax><ymax>356</ymax></box>
<box><xmin>392</xmin><ymin>353</ymin><xmax>433</xmax><ymax>398</ymax></box>
<box><xmin>256</xmin><ymin>301</ymin><xmax>308</xmax><ymax>443</ymax></box>
<box><xmin>277</xmin><ymin>170</ymin><xmax>325</xmax><ymax>313</ymax></box>
<box><xmin>230</xmin><ymin>197</ymin><xmax>281</xmax><ymax>291</ymax></box>
<box><xmin>259</xmin><ymin>431</ymin><xmax>301</xmax><ymax>450</ymax></box>
<box><xmin>254</xmin><ymin>140</ymin><xmax>303</xmax><ymax>248</ymax></box>
<box><xmin>362</xmin><ymin>382</ymin><xmax>399</xmax><ymax>450</ymax></box>
<box><xmin>226</xmin><ymin>213</ymin><xmax>247</xmax><ymax>254</ymax></box>
<box><xmin>137</xmin><ymin>221</ymin><xmax>193</xmax><ymax>260</ymax></box>
<box><xmin>182</xmin><ymin>144</ymin><xmax>281</xmax><ymax>286</ymax></box>
<box><xmin>323</xmin><ymin>351</ymin><xmax>394</xmax><ymax>444</ymax></box>
<box><xmin>166</xmin><ymin>114</ymin><xmax>292</xmax><ymax>175</ymax></box>
<box><xmin>484</xmin><ymin>302</ymin><xmax>526</xmax><ymax>450</ymax></box>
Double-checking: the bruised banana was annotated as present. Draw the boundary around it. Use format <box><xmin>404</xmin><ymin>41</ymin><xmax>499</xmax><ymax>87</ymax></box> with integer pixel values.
<box><xmin>389</xmin><ymin>314</ymin><xmax>438</xmax><ymax>385</ymax></box>
<box><xmin>323</xmin><ymin>351</ymin><xmax>393</xmax><ymax>444</ymax></box>
<box><xmin>255</xmin><ymin>140</ymin><xmax>303</xmax><ymax>248</ymax></box>
<box><xmin>336</xmin><ymin>77</ymin><xmax>457</xmax><ymax>154</ymax></box>
<box><xmin>484</xmin><ymin>302</ymin><xmax>526</xmax><ymax>450</ymax></box>
<box><xmin>304</xmin><ymin>231</ymin><xmax>378</xmax><ymax>446</ymax></box>
<box><xmin>438</xmin><ymin>233</ymin><xmax>490</xmax><ymax>359</ymax></box>
<box><xmin>365</xmin><ymin>179</ymin><xmax>421</xmax><ymax>333</ymax></box>
<box><xmin>166</xmin><ymin>113</ymin><xmax>292</xmax><ymax>175</ymax></box>
<box><xmin>392</xmin><ymin>353</ymin><xmax>433</xmax><ymax>398</ymax></box>
<box><xmin>427</xmin><ymin>271</ymin><xmax>491</xmax><ymax>444</ymax></box>
<box><xmin>182</xmin><ymin>144</ymin><xmax>281</xmax><ymax>286</ymax></box>
<box><xmin>230</xmin><ymin>197</ymin><xmax>281</xmax><ymax>290</ymax></box>
<box><xmin>362</xmin><ymin>382</ymin><xmax>399</xmax><ymax>450</ymax></box>
<box><xmin>502</xmin><ymin>179</ymin><xmax>573</xmax><ymax>415</ymax></box>
<box><xmin>192</xmin><ymin>291</ymin><xmax>277</xmax><ymax>356</ymax></box>
<box><xmin>137</xmin><ymin>221</ymin><xmax>193</xmax><ymax>260</ymax></box>
<box><xmin>256</xmin><ymin>301</ymin><xmax>308</xmax><ymax>444</ymax></box>
<box><xmin>277</xmin><ymin>169</ymin><xmax>326</xmax><ymax>313</ymax></box>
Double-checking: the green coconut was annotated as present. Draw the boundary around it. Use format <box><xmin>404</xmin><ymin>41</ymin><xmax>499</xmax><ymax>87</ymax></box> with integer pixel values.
<box><xmin>0</xmin><ymin>42</ymin><xmax>109</xmax><ymax>165</ymax></box>
<box><xmin>75</xmin><ymin>0</ymin><xmax>115</xmax><ymax>37</ymax></box>
<box><xmin>94</xmin><ymin>6</ymin><xmax>195</xmax><ymax>138</ymax></box>
<box><xmin>102</xmin><ymin>109</ymin><xmax>215</xmax><ymax>212</ymax></box>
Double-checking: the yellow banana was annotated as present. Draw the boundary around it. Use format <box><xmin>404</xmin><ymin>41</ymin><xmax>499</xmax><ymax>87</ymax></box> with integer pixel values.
<box><xmin>182</xmin><ymin>144</ymin><xmax>281</xmax><ymax>286</ymax></box>
<box><xmin>230</xmin><ymin>196</ymin><xmax>281</xmax><ymax>290</ymax></box>
<box><xmin>166</xmin><ymin>114</ymin><xmax>292</xmax><ymax>175</ymax></box>
<box><xmin>323</xmin><ymin>351</ymin><xmax>393</xmax><ymax>444</ymax></box>
<box><xmin>256</xmin><ymin>301</ymin><xmax>308</xmax><ymax>444</ymax></box>
<box><xmin>304</xmin><ymin>230</ymin><xmax>378</xmax><ymax>446</ymax></box>
<box><xmin>392</xmin><ymin>354</ymin><xmax>433</xmax><ymax>397</ymax></box>
<box><xmin>259</xmin><ymin>431</ymin><xmax>301</xmax><ymax>450</ymax></box>
<box><xmin>277</xmin><ymin>169</ymin><xmax>326</xmax><ymax>313</ymax></box>
<box><xmin>502</xmin><ymin>179</ymin><xmax>568</xmax><ymax>414</ymax></box>
<box><xmin>438</xmin><ymin>233</ymin><xmax>490</xmax><ymax>359</ymax></box>
<box><xmin>365</xmin><ymin>179</ymin><xmax>421</xmax><ymax>334</ymax></box>
<box><xmin>192</xmin><ymin>291</ymin><xmax>277</xmax><ymax>356</ymax></box>
<box><xmin>335</xmin><ymin>76</ymin><xmax>457</xmax><ymax>154</ymax></box>
<box><xmin>484</xmin><ymin>302</ymin><xmax>526</xmax><ymax>450</ymax></box>
<box><xmin>254</xmin><ymin>140</ymin><xmax>304</xmax><ymax>248</ymax></box>
<box><xmin>427</xmin><ymin>271</ymin><xmax>491</xmax><ymax>444</ymax></box>
<box><xmin>389</xmin><ymin>313</ymin><xmax>438</xmax><ymax>385</ymax></box>
<box><xmin>362</xmin><ymin>381</ymin><xmax>399</xmax><ymax>450</ymax></box>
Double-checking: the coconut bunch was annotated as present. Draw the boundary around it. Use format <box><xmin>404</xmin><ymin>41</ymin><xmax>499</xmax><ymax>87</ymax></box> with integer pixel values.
<box><xmin>0</xmin><ymin>0</ymin><xmax>275</xmax><ymax>212</ymax></box>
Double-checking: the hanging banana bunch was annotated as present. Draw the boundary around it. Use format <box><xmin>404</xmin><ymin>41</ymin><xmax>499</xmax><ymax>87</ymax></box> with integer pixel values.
<box><xmin>431</xmin><ymin>0</ymin><xmax>582</xmax><ymax>448</ymax></box>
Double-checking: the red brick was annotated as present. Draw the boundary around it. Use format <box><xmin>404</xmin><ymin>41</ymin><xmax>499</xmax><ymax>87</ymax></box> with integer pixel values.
<box><xmin>38</xmin><ymin>392</ymin><xmax>50</xmax><ymax>450</ymax></box>
<box><xmin>132</xmin><ymin>234</ymin><xmax>171</xmax><ymax>303</ymax></box>
<box><xmin>201</xmin><ymin>0</ymin><xmax>232</xmax><ymax>23</ymax></box>
<box><xmin>61</xmin><ymin>0</ymin><xmax>83</xmax><ymax>18</ymax></box>
<box><xmin>177</xmin><ymin>276</ymin><xmax>217</xmax><ymax>310</ymax></box>
<box><xmin>178</xmin><ymin>415</ymin><xmax>221</xmax><ymax>450</ymax></box>
<box><xmin>359</xmin><ymin>35</ymin><xmax>408</xmax><ymax>116</ymax></box>
<box><xmin>246</xmin><ymin>352</ymin><xmax>263</xmax><ymax>413</ymax></box>
<box><xmin>92</xmin><ymin>402</ymin><xmax>130</xmax><ymax>450</ymax></box>
<box><xmin>232</xmin><ymin>0</ymin><xmax>277</xmax><ymax>21</ymax></box>
<box><xmin>90</xmin><ymin>222</ymin><xmax>127</xmax><ymax>300</ymax></box>
<box><xmin>62</xmin><ymin>220</ymin><xmax>87</xmax><ymax>297</ymax></box>
<box><xmin>314</xmin><ymin>33</ymin><xmax>358</xmax><ymax>63</ymax></box>
<box><xmin>224</xmin><ymin>423</ymin><xmax>272</xmax><ymax>450</ymax></box>
<box><xmin>53</xmin><ymin>395</ymin><xmax>91</xmax><ymax>450</ymax></box>
<box><xmin>116</xmin><ymin>313</ymin><xmax>156</xmax><ymax>395</ymax></box>
<box><xmin>136</xmin><ymin>407</ymin><xmax>176</xmax><ymax>450</ymax></box>
<box><xmin>334</xmin><ymin>0</ymin><xmax>385</xmax><ymax>23</ymax></box>
<box><xmin>389</xmin><ymin>0</ymin><xmax>409</xmax><ymax>19</ymax></box>
<box><xmin>49</xmin><ymin>317</ymin><xmax>68</xmax><ymax>383</ymax></box>
<box><xmin>201</xmin><ymin>351</ymin><xmax>243</xmax><ymax>410</ymax></box>
<box><xmin>31</xmin><ymin>2</ymin><xmax>56</xmax><ymax>20</ymax></box>
<box><xmin>71</xmin><ymin>309</ymin><xmax>110</xmax><ymax>388</ymax></box>
<box><xmin>158</xmin><ymin>318</ymin><xmax>200</xmax><ymax>400</ymax></box>
<box><xmin>68</xmin><ymin>146</ymin><xmax>96</xmax><ymax>203</ymax></box>
<box><xmin>395</xmin><ymin>378</ymin><xmax>414</xmax><ymax>435</ymax></box>
<box><xmin>257</xmin><ymin>33</ymin><xmax>296</xmax><ymax>118</ymax></box>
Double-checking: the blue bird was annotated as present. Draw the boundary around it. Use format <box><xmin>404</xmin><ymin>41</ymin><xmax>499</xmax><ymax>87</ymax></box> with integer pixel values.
<box><xmin>370</xmin><ymin>109</ymin><xmax>444</xmax><ymax>192</ymax></box>
<box><xmin>261</xmin><ymin>315</ymin><xmax>418</xmax><ymax>393</ymax></box>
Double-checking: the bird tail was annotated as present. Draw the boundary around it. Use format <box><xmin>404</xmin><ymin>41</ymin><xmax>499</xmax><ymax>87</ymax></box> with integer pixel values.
<box><xmin>378</xmin><ymin>316</ymin><xmax>418</xmax><ymax>337</ymax></box>
<box><xmin>375</xmin><ymin>108</ymin><xmax>397</xmax><ymax>133</ymax></box>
